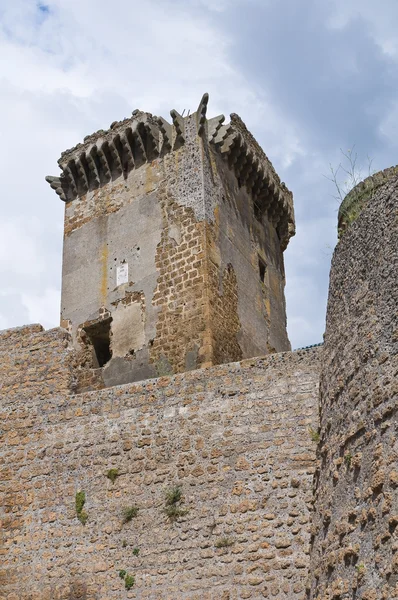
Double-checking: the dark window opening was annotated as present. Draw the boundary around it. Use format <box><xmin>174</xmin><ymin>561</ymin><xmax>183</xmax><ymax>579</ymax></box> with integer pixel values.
<box><xmin>258</xmin><ymin>257</ymin><xmax>267</xmax><ymax>283</ymax></box>
<box><xmin>84</xmin><ymin>318</ymin><xmax>112</xmax><ymax>367</ymax></box>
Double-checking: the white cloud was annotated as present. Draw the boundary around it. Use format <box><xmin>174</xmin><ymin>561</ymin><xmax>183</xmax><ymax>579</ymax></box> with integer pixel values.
<box><xmin>379</xmin><ymin>101</ymin><xmax>398</xmax><ymax>143</ymax></box>
<box><xmin>193</xmin><ymin>0</ymin><xmax>244</xmax><ymax>11</ymax></box>
<box><xmin>21</xmin><ymin>288</ymin><xmax>60</xmax><ymax>329</ymax></box>
<box><xmin>285</xmin><ymin>216</ymin><xmax>335</xmax><ymax>349</ymax></box>
<box><xmin>0</xmin><ymin>0</ymin><xmax>396</xmax><ymax>354</ymax></box>
<box><xmin>0</xmin><ymin>219</ymin><xmax>45</xmax><ymax>277</ymax></box>
<box><xmin>328</xmin><ymin>0</ymin><xmax>398</xmax><ymax>58</ymax></box>
<box><xmin>288</xmin><ymin>316</ymin><xmax>325</xmax><ymax>350</ymax></box>
<box><xmin>0</xmin><ymin>314</ymin><xmax>8</xmax><ymax>330</ymax></box>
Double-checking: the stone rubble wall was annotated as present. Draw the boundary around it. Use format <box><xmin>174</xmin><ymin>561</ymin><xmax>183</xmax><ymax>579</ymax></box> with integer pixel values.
<box><xmin>0</xmin><ymin>324</ymin><xmax>74</xmax><ymax>401</ymax></box>
<box><xmin>0</xmin><ymin>343</ymin><xmax>320</xmax><ymax>600</ymax></box>
<box><xmin>308</xmin><ymin>176</ymin><xmax>398</xmax><ymax>599</ymax></box>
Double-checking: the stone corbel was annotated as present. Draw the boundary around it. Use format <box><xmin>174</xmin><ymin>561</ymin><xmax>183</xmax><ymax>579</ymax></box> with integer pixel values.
<box><xmin>170</xmin><ymin>109</ymin><xmax>185</xmax><ymax>149</ymax></box>
<box><xmin>207</xmin><ymin>115</ymin><xmax>225</xmax><ymax>142</ymax></box>
<box><xmin>196</xmin><ymin>92</ymin><xmax>209</xmax><ymax>137</ymax></box>
<box><xmin>157</xmin><ymin>117</ymin><xmax>173</xmax><ymax>154</ymax></box>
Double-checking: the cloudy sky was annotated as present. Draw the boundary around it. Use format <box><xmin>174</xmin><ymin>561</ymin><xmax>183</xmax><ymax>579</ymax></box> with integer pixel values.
<box><xmin>0</xmin><ymin>0</ymin><xmax>397</xmax><ymax>349</ymax></box>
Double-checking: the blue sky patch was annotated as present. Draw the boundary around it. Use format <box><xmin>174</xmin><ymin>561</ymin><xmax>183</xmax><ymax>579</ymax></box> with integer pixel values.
<box><xmin>38</xmin><ymin>3</ymin><xmax>50</xmax><ymax>14</ymax></box>
<box><xmin>36</xmin><ymin>2</ymin><xmax>51</xmax><ymax>24</ymax></box>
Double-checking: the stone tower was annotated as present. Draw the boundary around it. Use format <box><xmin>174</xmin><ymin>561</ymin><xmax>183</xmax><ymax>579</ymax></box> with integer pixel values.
<box><xmin>46</xmin><ymin>94</ymin><xmax>295</xmax><ymax>389</ymax></box>
<box><xmin>308</xmin><ymin>169</ymin><xmax>398</xmax><ymax>599</ymax></box>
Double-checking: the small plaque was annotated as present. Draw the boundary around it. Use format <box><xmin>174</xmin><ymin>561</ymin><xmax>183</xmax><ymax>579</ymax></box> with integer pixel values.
<box><xmin>116</xmin><ymin>263</ymin><xmax>128</xmax><ymax>286</ymax></box>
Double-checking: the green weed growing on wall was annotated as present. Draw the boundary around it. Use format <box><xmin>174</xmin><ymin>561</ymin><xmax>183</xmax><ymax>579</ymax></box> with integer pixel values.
<box><xmin>75</xmin><ymin>491</ymin><xmax>88</xmax><ymax>525</ymax></box>
<box><xmin>106</xmin><ymin>468</ymin><xmax>119</xmax><ymax>484</ymax></box>
<box><xmin>122</xmin><ymin>505</ymin><xmax>139</xmax><ymax>523</ymax></box>
<box><xmin>163</xmin><ymin>484</ymin><xmax>188</xmax><ymax>522</ymax></box>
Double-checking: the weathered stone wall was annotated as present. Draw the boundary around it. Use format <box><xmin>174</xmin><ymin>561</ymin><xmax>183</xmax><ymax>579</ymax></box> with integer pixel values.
<box><xmin>308</xmin><ymin>176</ymin><xmax>398</xmax><ymax>599</ymax></box>
<box><xmin>206</xmin><ymin>149</ymin><xmax>290</xmax><ymax>362</ymax></box>
<box><xmin>0</xmin><ymin>324</ymin><xmax>74</xmax><ymax>400</ymax></box>
<box><xmin>1</xmin><ymin>342</ymin><xmax>320</xmax><ymax>600</ymax></box>
<box><xmin>52</xmin><ymin>98</ymin><xmax>294</xmax><ymax>389</ymax></box>
<box><xmin>337</xmin><ymin>165</ymin><xmax>398</xmax><ymax>237</ymax></box>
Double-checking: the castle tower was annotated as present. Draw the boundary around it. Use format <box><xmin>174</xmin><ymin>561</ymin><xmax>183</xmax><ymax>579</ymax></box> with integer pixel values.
<box><xmin>46</xmin><ymin>94</ymin><xmax>295</xmax><ymax>389</ymax></box>
<box><xmin>308</xmin><ymin>170</ymin><xmax>398</xmax><ymax>599</ymax></box>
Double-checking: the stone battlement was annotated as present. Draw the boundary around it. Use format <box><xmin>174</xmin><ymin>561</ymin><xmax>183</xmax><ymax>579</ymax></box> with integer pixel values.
<box><xmin>46</xmin><ymin>94</ymin><xmax>294</xmax><ymax>249</ymax></box>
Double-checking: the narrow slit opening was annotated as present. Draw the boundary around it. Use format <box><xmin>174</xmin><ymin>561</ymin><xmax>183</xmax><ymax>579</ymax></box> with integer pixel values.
<box><xmin>258</xmin><ymin>257</ymin><xmax>267</xmax><ymax>283</ymax></box>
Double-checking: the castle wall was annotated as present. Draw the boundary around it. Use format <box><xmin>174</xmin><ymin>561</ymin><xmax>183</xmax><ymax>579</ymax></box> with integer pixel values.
<box><xmin>308</xmin><ymin>176</ymin><xmax>398</xmax><ymax>599</ymax></box>
<box><xmin>0</xmin><ymin>343</ymin><xmax>320</xmax><ymax>600</ymax></box>
<box><xmin>0</xmin><ymin>324</ymin><xmax>74</xmax><ymax>400</ymax></box>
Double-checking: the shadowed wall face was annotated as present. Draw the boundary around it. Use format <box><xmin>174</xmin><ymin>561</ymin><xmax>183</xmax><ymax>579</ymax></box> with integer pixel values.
<box><xmin>48</xmin><ymin>99</ymin><xmax>294</xmax><ymax>390</ymax></box>
<box><xmin>308</xmin><ymin>175</ymin><xmax>398</xmax><ymax>599</ymax></box>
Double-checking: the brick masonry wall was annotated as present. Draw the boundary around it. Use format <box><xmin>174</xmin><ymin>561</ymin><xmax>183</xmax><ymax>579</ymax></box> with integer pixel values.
<box><xmin>151</xmin><ymin>197</ymin><xmax>209</xmax><ymax>373</ymax></box>
<box><xmin>308</xmin><ymin>176</ymin><xmax>398</xmax><ymax>599</ymax></box>
<box><xmin>0</xmin><ymin>341</ymin><xmax>320</xmax><ymax>600</ymax></box>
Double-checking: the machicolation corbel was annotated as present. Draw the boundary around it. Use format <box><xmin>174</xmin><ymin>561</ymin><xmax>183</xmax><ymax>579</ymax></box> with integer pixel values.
<box><xmin>170</xmin><ymin>108</ymin><xmax>185</xmax><ymax>149</ymax></box>
<box><xmin>196</xmin><ymin>92</ymin><xmax>209</xmax><ymax>136</ymax></box>
<box><xmin>45</xmin><ymin>93</ymin><xmax>295</xmax><ymax>247</ymax></box>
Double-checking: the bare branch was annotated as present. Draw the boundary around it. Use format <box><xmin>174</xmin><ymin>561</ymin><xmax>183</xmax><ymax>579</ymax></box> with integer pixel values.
<box><xmin>325</xmin><ymin>146</ymin><xmax>373</xmax><ymax>206</ymax></box>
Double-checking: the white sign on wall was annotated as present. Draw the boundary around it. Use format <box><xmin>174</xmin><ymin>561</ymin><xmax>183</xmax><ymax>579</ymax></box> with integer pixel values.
<box><xmin>116</xmin><ymin>263</ymin><xmax>128</xmax><ymax>286</ymax></box>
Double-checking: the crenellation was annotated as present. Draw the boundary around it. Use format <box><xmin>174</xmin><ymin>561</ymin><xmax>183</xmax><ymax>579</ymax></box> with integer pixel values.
<box><xmin>117</xmin><ymin>130</ymin><xmax>135</xmax><ymax>171</ymax></box>
<box><xmin>170</xmin><ymin>107</ymin><xmax>185</xmax><ymax>148</ymax></box>
<box><xmin>51</xmin><ymin>112</ymin><xmax>168</xmax><ymax>202</ymax></box>
<box><xmin>47</xmin><ymin>97</ymin><xmax>294</xmax><ymax>255</ymax></box>
<box><xmin>74</xmin><ymin>153</ymin><xmax>89</xmax><ymax>191</ymax></box>
<box><xmin>144</xmin><ymin>120</ymin><xmax>161</xmax><ymax>159</ymax></box>
<box><xmin>44</xmin><ymin>174</ymin><xmax>67</xmax><ymax>201</ymax></box>
<box><xmin>212</xmin><ymin>121</ymin><xmax>233</xmax><ymax>146</ymax></box>
<box><xmin>207</xmin><ymin>113</ymin><xmax>225</xmax><ymax>141</ymax></box>
<box><xmin>211</xmin><ymin>117</ymin><xmax>294</xmax><ymax>249</ymax></box>
<box><xmin>157</xmin><ymin>115</ymin><xmax>173</xmax><ymax>153</ymax></box>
